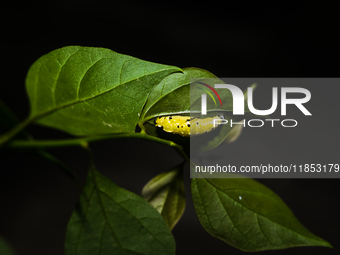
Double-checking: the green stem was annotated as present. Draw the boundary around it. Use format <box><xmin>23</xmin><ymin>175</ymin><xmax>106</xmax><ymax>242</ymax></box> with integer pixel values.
<box><xmin>0</xmin><ymin>107</ymin><xmax>65</xmax><ymax>147</ymax></box>
<box><xmin>0</xmin><ymin>117</ymin><xmax>32</xmax><ymax>147</ymax></box>
<box><xmin>7</xmin><ymin>132</ymin><xmax>191</xmax><ymax>164</ymax></box>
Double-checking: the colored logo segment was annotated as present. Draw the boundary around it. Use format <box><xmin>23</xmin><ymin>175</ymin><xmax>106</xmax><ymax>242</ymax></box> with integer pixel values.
<box><xmin>195</xmin><ymin>82</ymin><xmax>223</xmax><ymax>106</ymax></box>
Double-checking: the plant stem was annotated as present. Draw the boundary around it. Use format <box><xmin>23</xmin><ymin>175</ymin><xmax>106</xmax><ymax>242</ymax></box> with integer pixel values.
<box><xmin>7</xmin><ymin>133</ymin><xmax>191</xmax><ymax>164</ymax></box>
<box><xmin>0</xmin><ymin>117</ymin><xmax>32</xmax><ymax>147</ymax></box>
<box><xmin>0</xmin><ymin>108</ymin><xmax>66</xmax><ymax>147</ymax></box>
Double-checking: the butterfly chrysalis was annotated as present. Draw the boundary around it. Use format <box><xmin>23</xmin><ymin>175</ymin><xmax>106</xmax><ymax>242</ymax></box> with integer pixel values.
<box><xmin>155</xmin><ymin>115</ymin><xmax>223</xmax><ymax>137</ymax></box>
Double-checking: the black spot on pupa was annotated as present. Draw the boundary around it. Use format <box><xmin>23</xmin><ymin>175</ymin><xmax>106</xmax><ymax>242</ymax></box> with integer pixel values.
<box><xmin>169</xmin><ymin>116</ymin><xmax>173</xmax><ymax>119</ymax></box>
<box><xmin>188</xmin><ymin>124</ymin><xmax>190</xmax><ymax>127</ymax></box>
<box><xmin>196</xmin><ymin>122</ymin><xmax>199</xmax><ymax>125</ymax></box>
<box><xmin>177</xmin><ymin>125</ymin><xmax>180</xmax><ymax>128</ymax></box>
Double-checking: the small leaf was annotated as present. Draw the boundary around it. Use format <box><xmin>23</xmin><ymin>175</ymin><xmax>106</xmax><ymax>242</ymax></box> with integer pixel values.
<box><xmin>190</xmin><ymin>115</ymin><xmax>234</xmax><ymax>151</ymax></box>
<box><xmin>223</xmin><ymin>83</ymin><xmax>260</xmax><ymax>144</ymax></box>
<box><xmin>26</xmin><ymin>46</ymin><xmax>181</xmax><ymax>135</ymax></box>
<box><xmin>244</xmin><ymin>83</ymin><xmax>257</xmax><ymax>100</ymax></box>
<box><xmin>223</xmin><ymin>121</ymin><xmax>243</xmax><ymax>143</ymax></box>
<box><xmin>65</xmin><ymin>168</ymin><xmax>175</xmax><ymax>255</ymax></box>
<box><xmin>142</xmin><ymin>163</ymin><xmax>185</xmax><ymax>230</ymax></box>
<box><xmin>191</xmin><ymin>177</ymin><xmax>331</xmax><ymax>251</ymax></box>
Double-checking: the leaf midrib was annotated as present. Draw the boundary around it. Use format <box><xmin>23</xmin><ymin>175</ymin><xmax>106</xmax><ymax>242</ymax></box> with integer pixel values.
<box><xmin>92</xmin><ymin>171</ymin><xmax>171</xmax><ymax>255</ymax></box>
<box><xmin>31</xmin><ymin>63</ymin><xmax>181</xmax><ymax>121</ymax></box>
<box><xmin>200</xmin><ymin>178</ymin><xmax>325</xmax><ymax>243</ymax></box>
<box><xmin>92</xmin><ymin>171</ymin><xmax>125</xmax><ymax>255</ymax></box>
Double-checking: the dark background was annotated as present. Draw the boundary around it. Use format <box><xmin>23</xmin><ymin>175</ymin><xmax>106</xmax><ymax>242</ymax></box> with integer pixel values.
<box><xmin>0</xmin><ymin>1</ymin><xmax>339</xmax><ymax>255</ymax></box>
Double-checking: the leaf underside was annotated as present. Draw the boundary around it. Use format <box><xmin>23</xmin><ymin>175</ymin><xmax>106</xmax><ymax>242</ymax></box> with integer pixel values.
<box><xmin>26</xmin><ymin>46</ymin><xmax>181</xmax><ymax>135</ymax></box>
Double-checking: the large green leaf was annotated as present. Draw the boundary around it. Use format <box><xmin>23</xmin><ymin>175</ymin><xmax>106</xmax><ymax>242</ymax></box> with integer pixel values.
<box><xmin>65</xmin><ymin>168</ymin><xmax>175</xmax><ymax>255</ymax></box>
<box><xmin>142</xmin><ymin>163</ymin><xmax>185</xmax><ymax>230</ymax></box>
<box><xmin>191</xmin><ymin>177</ymin><xmax>331</xmax><ymax>251</ymax></box>
<box><xmin>26</xmin><ymin>46</ymin><xmax>181</xmax><ymax>135</ymax></box>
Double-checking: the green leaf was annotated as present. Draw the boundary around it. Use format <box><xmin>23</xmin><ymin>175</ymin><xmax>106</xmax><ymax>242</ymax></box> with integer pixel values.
<box><xmin>190</xmin><ymin>115</ymin><xmax>234</xmax><ymax>152</ymax></box>
<box><xmin>140</xmin><ymin>68</ymin><xmax>240</xmax><ymax>151</ymax></box>
<box><xmin>26</xmin><ymin>46</ymin><xmax>181</xmax><ymax>135</ymax></box>
<box><xmin>142</xmin><ymin>163</ymin><xmax>185</xmax><ymax>230</ymax></box>
<box><xmin>223</xmin><ymin>122</ymin><xmax>243</xmax><ymax>143</ymax></box>
<box><xmin>140</xmin><ymin>67</ymin><xmax>217</xmax><ymax>123</ymax></box>
<box><xmin>141</xmin><ymin>67</ymin><xmax>253</xmax><ymax>121</ymax></box>
<box><xmin>65</xmin><ymin>168</ymin><xmax>175</xmax><ymax>255</ymax></box>
<box><xmin>244</xmin><ymin>83</ymin><xmax>257</xmax><ymax>100</ymax></box>
<box><xmin>223</xmin><ymin>83</ymin><xmax>259</xmax><ymax>144</ymax></box>
<box><xmin>0</xmin><ymin>236</ymin><xmax>15</xmax><ymax>255</ymax></box>
<box><xmin>191</xmin><ymin>177</ymin><xmax>332</xmax><ymax>251</ymax></box>
<box><xmin>141</xmin><ymin>68</ymin><xmax>259</xmax><ymax>151</ymax></box>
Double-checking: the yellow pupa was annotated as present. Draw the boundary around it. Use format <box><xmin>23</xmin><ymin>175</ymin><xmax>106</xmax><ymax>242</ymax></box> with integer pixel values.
<box><xmin>155</xmin><ymin>115</ymin><xmax>223</xmax><ymax>137</ymax></box>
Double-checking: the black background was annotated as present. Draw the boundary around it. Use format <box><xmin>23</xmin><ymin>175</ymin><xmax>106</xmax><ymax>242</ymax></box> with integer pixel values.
<box><xmin>0</xmin><ymin>1</ymin><xmax>339</xmax><ymax>255</ymax></box>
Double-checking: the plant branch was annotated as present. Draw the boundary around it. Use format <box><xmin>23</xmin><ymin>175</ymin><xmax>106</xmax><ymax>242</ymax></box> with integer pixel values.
<box><xmin>6</xmin><ymin>132</ymin><xmax>191</xmax><ymax>164</ymax></box>
<box><xmin>0</xmin><ymin>117</ymin><xmax>32</xmax><ymax>147</ymax></box>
